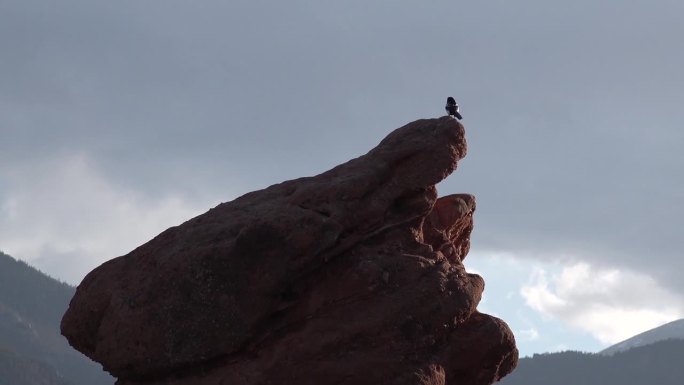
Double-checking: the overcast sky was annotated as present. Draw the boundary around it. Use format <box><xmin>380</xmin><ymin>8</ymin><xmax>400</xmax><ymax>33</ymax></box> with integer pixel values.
<box><xmin>2</xmin><ymin>0</ymin><xmax>683</xmax><ymax>356</ymax></box>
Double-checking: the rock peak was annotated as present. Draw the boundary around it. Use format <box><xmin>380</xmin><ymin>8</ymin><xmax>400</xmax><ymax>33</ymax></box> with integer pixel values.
<box><xmin>62</xmin><ymin>117</ymin><xmax>517</xmax><ymax>385</ymax></box>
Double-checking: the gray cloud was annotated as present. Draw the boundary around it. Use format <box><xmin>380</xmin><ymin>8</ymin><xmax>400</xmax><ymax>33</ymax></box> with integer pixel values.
<box><xmin>1</xmin><ymin>1</ymin><xmax>683</xmax><ymax>290</ymax></box>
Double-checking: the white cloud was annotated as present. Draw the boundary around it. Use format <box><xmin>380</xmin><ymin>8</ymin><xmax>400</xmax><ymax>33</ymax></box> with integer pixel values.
<box><xmin>521</xmin><ymin>262</ymin><xmax>684</xmax><ymax>344</ymax></box>
<box><xmin>517</xmin><ymin>327</ymin><xmax>540</xmax><ymax>341</ymax></box>
<box><xmin>0</xmin><ymin>153</ymin><xmax>213</xmax><ymax>284</ymax></box>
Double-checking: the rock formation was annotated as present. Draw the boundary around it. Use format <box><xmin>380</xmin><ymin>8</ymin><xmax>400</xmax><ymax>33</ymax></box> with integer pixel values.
<box><xmin>61</xmin><ymin>117</ymin><xmax>518</xmax><ymax>385</ymax></box>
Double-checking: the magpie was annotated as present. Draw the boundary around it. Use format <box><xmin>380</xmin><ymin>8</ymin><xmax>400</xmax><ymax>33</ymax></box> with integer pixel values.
<box><xmin>445</xmin><ymin>97</ymin><xmax>462</xmax><ymax>120</ymax></box>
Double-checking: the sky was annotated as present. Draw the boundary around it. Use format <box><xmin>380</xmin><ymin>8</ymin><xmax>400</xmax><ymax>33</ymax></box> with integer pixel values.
<box><xmin>1</xmin><ymin>0</ymin><xmax>683</xmax><ymax>357</ymax></box>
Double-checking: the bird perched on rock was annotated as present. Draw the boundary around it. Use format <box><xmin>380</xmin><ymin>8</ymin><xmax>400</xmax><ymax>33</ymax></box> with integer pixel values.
<box><xmin>445</xmin><ymin>97</ymin><xmax>463</xmax><ymax>120</ymax></box>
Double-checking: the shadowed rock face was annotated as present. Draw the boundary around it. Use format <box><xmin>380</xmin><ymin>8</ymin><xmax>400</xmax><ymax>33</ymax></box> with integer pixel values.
<box><xmin>61</xmin><ymin>117</ymin><xmax>518</xmax><ymax>385</ymax></box>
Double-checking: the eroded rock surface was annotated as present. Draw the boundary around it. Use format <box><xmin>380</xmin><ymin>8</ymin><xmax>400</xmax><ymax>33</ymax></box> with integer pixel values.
<box><xmin>62</xmin><ymin>117</ymin><xmax>518</xmax><ymax>385</ymax></box>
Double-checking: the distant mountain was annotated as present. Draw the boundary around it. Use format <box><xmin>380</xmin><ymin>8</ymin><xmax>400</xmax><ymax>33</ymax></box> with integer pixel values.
<box><xmin>0</xmin><ymin>348</ymin><xmax>69</xmax><ymax>385</ymax></box>
<box><xmin>498</xmin><ymin>339</ymin><xmax>684</xmax><ymax>385</ymax></box>
<box><xmin>600</xmin><ymin>318</ymin><xmax>684</xmax><ymax>356</ymax></box>
<box><xmin>0</xmin><ymin>251</ymin><xmax>113</xmax><ymax>385</ymax></box>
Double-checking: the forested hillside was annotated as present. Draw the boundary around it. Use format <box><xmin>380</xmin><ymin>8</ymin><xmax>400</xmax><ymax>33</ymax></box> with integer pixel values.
<box><xmin>0</xmin><ymin>251</ymin><xmax>113</xmax><ymax>385</ymax></box>
<box><xmin>0</xmin><ymin>348</ymin><xmax>68</xmax><ymax>385</ymax></box>
<box><xmin>500</xmin><ymin>339</ymin><xmax>684</xmax><ymax>385</ymax></box>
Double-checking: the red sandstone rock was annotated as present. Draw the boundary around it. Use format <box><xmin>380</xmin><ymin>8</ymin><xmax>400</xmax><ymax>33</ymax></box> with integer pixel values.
<box><xmin>61</xmin><ymin>117</ymin><xmax>518</xmax><ymax>385</ymax></box>
<box><xmin>422</xmin><ymin>194</ymin><xmax>476</xmax><ymax>263</ymax></box>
